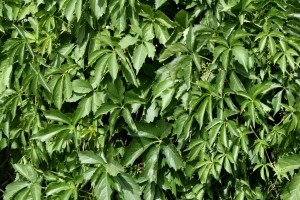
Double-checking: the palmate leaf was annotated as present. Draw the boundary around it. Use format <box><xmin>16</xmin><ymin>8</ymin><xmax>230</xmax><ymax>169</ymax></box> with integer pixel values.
<box><xmin>2</xmin><ymin>0</ymin><xmax>300</xmax><ymax>199</ymax></box>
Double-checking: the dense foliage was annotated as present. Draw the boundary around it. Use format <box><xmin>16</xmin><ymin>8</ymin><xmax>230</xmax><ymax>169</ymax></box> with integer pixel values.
<box><xmin>1</xmin><ymin>0</ymin><xmax>300</xmax><ymax>199</ymax></box>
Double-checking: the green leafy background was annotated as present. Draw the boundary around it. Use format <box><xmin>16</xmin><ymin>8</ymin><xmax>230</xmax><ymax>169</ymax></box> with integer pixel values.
<box><xmin>1</xmin><ymin>0</ymin><xmax>300</xmax><ymax>199</ymax></box>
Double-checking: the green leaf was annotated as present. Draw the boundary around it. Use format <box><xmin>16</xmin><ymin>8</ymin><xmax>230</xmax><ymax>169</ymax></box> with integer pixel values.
<box><xmin>155</xmin><ymin>0</ymin><xmax>167</xmax><ymax>9</ymax></box>
<box><xmin>144</xmin><ymin>144</ymin><xmax>160</xmax><ymax>183</ymax></box>
<box><xmin>65</xmin><ymin>0</ymin><xmax>76</xmax><ymax>22</ymax></box>
<box><xmin>13</xmin><ymin>164</ymin><xmax>38</xmax><ymax>181</ymax></box>
<box><xmin>144</xmin><ymin>41</ymin><xmax>156</xmax><ymax>60</ymax></box>
<box><xmin>32</xmin><ymin>125</ymin><xmax>71</xmax><ymax>142</ymax></box>
<box><xmin>269</xmin><ymin>36</ymin><xmax>277</xmax><ymax>55</ymax></box>
<box><xmin>122</xmin><ymin>108</ymin><xmax>137</xmax><ymax>131</ymax></box>
<box><xmin>38</xmin><ymin>72</ymin><xmax>51</xmax><ymax>92</ymax></box>
<box><xmin>75</xmin><ymin>0</ymin><xmax>82</xmax><ymax>21</ymax></box>
<box><xmin>72</xmin><ymin>79</ymin><xmax>93</xmax><ymax>94</ymax></box>
<box><xmin>249</xmin><ymin>102</ymin><xmax>255</xmax><ymax>127</ymax></box>
<box><xmin>91</xmin><ymin>54</ymin><xmax>110</xmax><ymax>88</ymax></box>
<box><xmin>278</xmin><ymin>55</ymin><xmax>287</xmax><ymax>73</ymax></box>
<box><xmin>154</xmin><ymin>23</ymin><xmax>169</xmax><ymax>44</ymax></box>
<box><xmin>232</xmin><ymin>46</ymin><xmax>248</xmax><ymax>69</ymax></box>
<box><xmin>4</xmin><ymin>181</ymin><xmax>30</xmax><ymax>200</ymax></box>
<box><xmin>153</xmin><ymin>78</ymin><xmax>173</xmax><ymax>99</ymax></box>
<box><xmin>161</xmin><ymin>88</ymin><xmax>175</xmax><ymax>111</ymax></box>
<box><xmin>259</xmin><ymin>36</ymin><xmax>267</xmax><ymax>52</ymax></box>
<box><xmin>90</xmin><ymin>0</ymin><xmax>107</xmax><ymax>19</ymax></box>
<box><xmin>64</xmin><ymin>74</ymin><xmax>73</xmax><ymax>100</ymax></box>
<box><xmin>119</xmin><ymin>35</ymin><xmax>139</xmax><ymax>49</ymax></box>
<box><xmin>78</xmin><ymin>151</ymin><xmax>104</xmax><ymax>164</ymax></box>
<box><xmin>281</xmin><ymin>173</ymin><xmax>300</xmax><ymax>200</ymax></box>
<box><xmin>104</xmin><ymin>160</ymin><xmax>124</xmax><ymax>176</ymax></box>
<box><xmin>31</xmin><ymin>183</ymin><xmax>42</xmax><ymax>200</ymax></box>
<box><xmin>272</xmin><ymin>90</ymin><xmax>283</xmax><ymax>116</ymax></box>
<box><xmin>72</xmin><ymin>96</ymin><xmax>92</xmax><ymax>123</ymax></box>
<box><xmin>159</xmin><ymin>43</ymin><xmax>189</xmax><ymax>62</ymax></box>
<box><xmin>133</xmin><ymin>43</ymin><xmax>148</xmax><ymax>73</ymax></box>
<box><xmin>230</xmin><ymin>71</ymin><xmax>246</xmax><ymax>92</ymax></box>
<box><xmin>213</xmin><ymin>45</ymin><xmax>227</xmax><ymax>62</ymax></box>
<box><xmin>115</xmin><ymin>173</ymin><xmax>141</xmax><ymax>200</ymax></box>
<box><xmin>94</xmin><ymin>172</ymin><xmax>112</xmax><ymax>200</ymax></box>
<box><xmin>277</xmin><ymin>154</ymin><xmax>300</xmax><ymax>173</ymax></box>
<box><xmin>122</xmin><ymin>138</ymin><xmax>157</xmax><ymax>166</ymax></box>
<box><xmin>107</xmin><ymin>52</ymin><xmax>119</xmax><ymax>81</ymax></box>
<box><xmin>95</xmin><ymin>103</ymin><xmax>119</xmax><ymax>118</ymax></box>
<box><xmin>88</xmin><ymin>49</ymin><xmax>111</xmax><ymax>66</ymax></box>
<box><xmin>53</xmin><ymin>77</ymin><xmax>64</xmax><ymax>110</ymax></box>
<box><xmin>195</xmin><ymin>97</ymin><xmax>208</xmax><ymax>129</ymax></box>
<box><xmin>162</xmin><ymin>141</ymin><xmax>184</xmax><ymax>170</ymax></box>
<box><xmin>44</xmin><ymin>109</ymin><xmax>72</xmax><ymax>124</ymax></box>
<box><xmin>46</xmin><ymin>182</ymin><xmax>70</xmax><ymax>196</ymax></box>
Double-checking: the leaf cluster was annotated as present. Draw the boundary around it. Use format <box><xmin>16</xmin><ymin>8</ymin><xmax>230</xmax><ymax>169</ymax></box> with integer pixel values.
<box><xmin>1</xmin><ymin>0</ymin><xmax>300</xmax><ymax>199</ymax></box>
